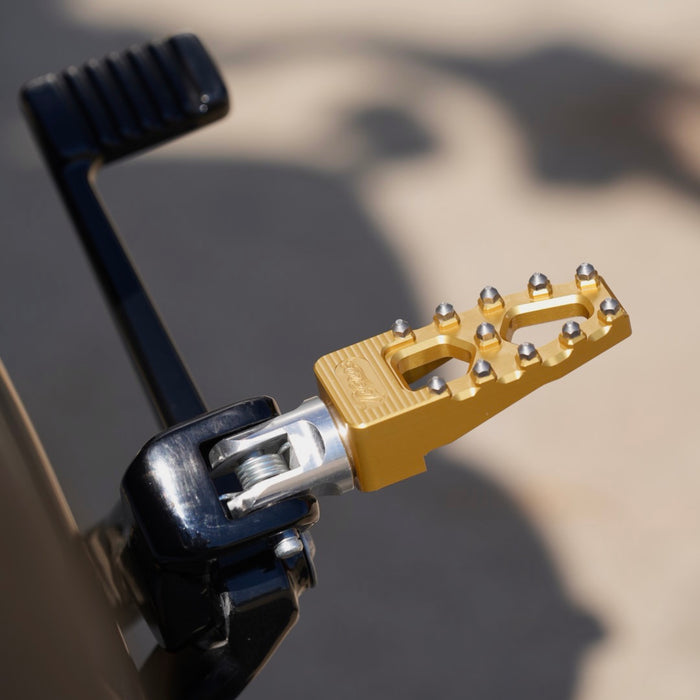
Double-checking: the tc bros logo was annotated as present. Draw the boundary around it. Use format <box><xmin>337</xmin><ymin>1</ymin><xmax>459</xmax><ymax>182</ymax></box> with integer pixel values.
<box><xmin>335</xmin><ymin>358</ymin><xmax>385</xmax><ymax>404</ymax></box>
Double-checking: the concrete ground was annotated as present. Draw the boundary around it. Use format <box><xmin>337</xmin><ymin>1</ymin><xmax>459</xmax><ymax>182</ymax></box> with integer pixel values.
<box><xmin>1</xmin><ymin>1</ymin><xmax>699</xmax><ymax>698</ymax></box>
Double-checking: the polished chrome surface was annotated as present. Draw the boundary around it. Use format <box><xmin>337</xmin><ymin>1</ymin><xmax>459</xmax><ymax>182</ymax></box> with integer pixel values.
<box><xmin>211</xmin><ymin>397</ymin><xmax>354</xmax><ymax>517</ymax></box>
<box><xmin>235</xmin><ymin>452</ymin><xmax>288</xmax><ymax>490</ymax></box>
<box><xmin>120</xmin><ymin>398</ymin><xmax>317</xmax><ymax>563</ymax></box>
<box><xmin>232</xmin><ymin>441</ymin><xmax>308</xmax><ymax>561</ymax></box>
<box><xmin>273</xmin><ymin>530</ymin><xmax>305</xmax><ymax>559</ymax></box>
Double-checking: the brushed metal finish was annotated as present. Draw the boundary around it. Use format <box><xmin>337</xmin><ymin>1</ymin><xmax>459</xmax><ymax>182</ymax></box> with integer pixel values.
<box><xmin>211</xmin><ymin>397</ymin><xmax>355</xmax><ymax>517</ymax></box>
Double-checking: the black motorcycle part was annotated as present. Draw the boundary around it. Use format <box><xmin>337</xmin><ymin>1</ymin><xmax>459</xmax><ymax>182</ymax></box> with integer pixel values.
<box><xmin>121</xmin><ymin>395</ymin><xmax>318</xmax><ymax>651</ymax></box>
<box><xmin>20</xmin><ymin>34</ymin><xmax>319</xmax><ymax>699</ymax></box>
<box><xmin>19</xmin><ymin>33</ymin><xmax>228</xmax><ymax>427</ymax></box>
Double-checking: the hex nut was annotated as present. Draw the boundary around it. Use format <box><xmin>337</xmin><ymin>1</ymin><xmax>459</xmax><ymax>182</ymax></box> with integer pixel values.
<box><xmin>561</xmin><ymin>321</ymin><xmax>582</xmax><ymax>339</ymax></box>
<box><xmin>476</xmin><ymin>322</ymin><xmax>497</xmax><ymax>342</ymax></box>
<box><xmin>435</xmin><ymin>302</ymin><xmax>456</xmax><ymax>322</ymax></box>
<box><xmin>427</xmin><ymin>375</ymin><xmax>448</xmax><ymax>394</ymax></box>
<box><xmin>600</xmin><ymin>297</ymin><xmax>620</xmax><ymax>316</ymax></box>
<box><xmin>528</xmin><ymin>272</ymin><xmax>550</xmax><ymax>291</ymax></box>
<box><xmin>392</xmin><ymin>319</ymin><xmax>412</xmax><ymax>338</ymax></box>
<box><xmin>576</xmin><ymin>262</ymin><xmax>598</xmax><ymax>281</ymax></box>
<box><xmin>517</xmin><ymin>342</ymin><xmax>538</xmax><ymax>361</ymax></box>
<box><xmin>479</xmin><ymin>286</ymin><xmax>502</xmax><ymax>305</ymax></box>
<box><xmin>472</xmin><ymin>359</ymin><xmax>492</xmax><ymax>378</ymax></box>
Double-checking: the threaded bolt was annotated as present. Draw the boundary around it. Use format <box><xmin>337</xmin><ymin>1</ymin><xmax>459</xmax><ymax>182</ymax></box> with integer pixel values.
<box><xmin>274</xmin><ymin>530</ymin><xmax>304</xmax><ymax>559</ymax></box>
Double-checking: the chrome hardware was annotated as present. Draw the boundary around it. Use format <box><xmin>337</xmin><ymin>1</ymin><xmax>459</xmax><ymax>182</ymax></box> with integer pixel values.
<box><xmin>213</xmin><ymin>397</ymin><xmax>355</xmax><ymax>517</ymax></box>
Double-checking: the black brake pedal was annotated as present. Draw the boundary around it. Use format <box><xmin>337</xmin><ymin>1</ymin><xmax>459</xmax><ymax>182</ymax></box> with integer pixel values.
<box><xmin>20</xmin><ymin>34</ymin><xmax>229</xmax><ymax>426</ymax></box>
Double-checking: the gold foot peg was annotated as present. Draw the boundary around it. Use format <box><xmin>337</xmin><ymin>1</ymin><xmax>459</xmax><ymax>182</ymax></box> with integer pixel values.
<box><xmin>314</xmin><ymin>265</ymin><xmax>631</xmax><ymax>491</ymax></box>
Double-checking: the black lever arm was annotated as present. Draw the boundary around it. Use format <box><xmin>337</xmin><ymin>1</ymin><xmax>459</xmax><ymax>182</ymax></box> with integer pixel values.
<box><xmin>19</xmin><ymin>35</ymin><xmax>320</xmax><ymax>700</ymax></box>
<box><xmin>20</xmin><ymin>33</ymin><xmax>229</xmax><ymax>427</ymax></box>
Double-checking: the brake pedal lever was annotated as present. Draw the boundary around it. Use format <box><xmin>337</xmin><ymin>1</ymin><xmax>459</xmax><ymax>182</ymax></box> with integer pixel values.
<box><xmin>214</xmin><ymin>265</ymin><xmax>631</xmax><ymax>510</ymax></box>
<box><xmin>20</xmin><ymin>33</ymin><xmax>228</xmax><ymax>427</ymax></box>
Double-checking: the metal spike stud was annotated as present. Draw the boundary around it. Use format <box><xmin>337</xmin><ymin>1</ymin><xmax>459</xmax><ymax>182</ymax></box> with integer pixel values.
<box><xmin>472</xmin><ymin>359</ymin><xmax>493</xmax><ymax>378</ymax></box>
<box><xmin>435</xmin><ymin>302</ymin><xmax>456</xmax><ymax>322</ymax></box>
<box><xmin>427</xmin><ymin>376</ymin><xmax>448</xmax><ymax>394</ymax></box>
<box><xmin>479</xmin><ymin>286</ymin><xmax>502</xmax><ymax>305</ymax></box>
<box><xmin>392</xmin><ymin>319</ymin><xmax>412</xmax><ymax>338</ymax></box>
<box><xmin>528</xmin><ymin>272</ymin><xmax>550</xmax><ymax>291</ymax></box>
<box><xmin>576</xmin><ymin>262</ymin><xmax>598</xmax><ymax>281</ymax></box>
<box><xmin>600</xmin><ymin>298</ymin><xmax>621</xmax><ymax>316</ymax></box>
<box><xmin>476</xmin><ymin>322</ymin><xmax>497</xmax><ymax>341</ymax></box>
<box><xmin>517</xmin><ymin>342</ymin><xmax>538</xmax><ymax>361</ymax></box>
<box><xmin>561</xmin><ymin>321</ymin><xmax>582</xmax><ymax>339</ymax></box>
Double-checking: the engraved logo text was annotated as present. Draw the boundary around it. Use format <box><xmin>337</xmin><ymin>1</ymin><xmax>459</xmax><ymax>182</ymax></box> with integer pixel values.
<box><xmin>335</xmin><ymin>358</ymin><xmax>385</xmax><ymax>403</ymax></box>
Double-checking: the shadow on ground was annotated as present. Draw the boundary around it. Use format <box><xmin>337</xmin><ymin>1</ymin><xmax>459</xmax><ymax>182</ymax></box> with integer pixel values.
<box><xmin>225</xmin><ymin>34</ymin><xmax>700</xmax><ymax>199</ymax></box>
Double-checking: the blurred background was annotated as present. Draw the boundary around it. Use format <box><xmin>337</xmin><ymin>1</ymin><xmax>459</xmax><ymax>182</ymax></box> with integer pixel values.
<box><xmin>1</xmin><ymin>1</ymin><xmax>699</xmax><ymax>698</ymax></box>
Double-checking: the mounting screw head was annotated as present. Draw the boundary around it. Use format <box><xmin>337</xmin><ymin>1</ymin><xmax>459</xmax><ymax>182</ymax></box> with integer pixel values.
<box><xmin>427</xmin><ymin>375</ymin><xmax>448</xmax><ymax>394</ymax></box>
<box><xmin>561</xmin><ymin>321</ymin><xmax>582</xmax><ymax>339</ymax></box>
<box><xmin>392</xmin><ymin>319</ymin><xmax>412</xmax><ymax>338</ymax></box>
<box><xmin>576</xmin><ymin>262</ymin><xmax>598</xmax><ymax>281</ymax></box>
<box><xmin>600</xmin><ymin>297</ymin><xmax>621</xmax><ymax>316</ymax></box>
<box><xmin>473</xmin><ymin>359</ymin><xmax>492</xmax><ymax>378</ymax></box>
<box><xmin>517</xmin><ymin>342</ymin><xmax>538</xmax><ymax>361</ymax></box>
<box><xmin>476</xmin><ymin>322</ymin><xmax>497</xmax><ymax>341</ymax></box>
<box><xmin>274</xmin><ymin>531</ymin><xmax>304</xmax><ymax>559</ymax></box>
<box><xmin>528</xmin><ymin>272</ymin><xmax>550</xmax><ymax>291</ymax></box>
<box><xmin>435</xmin><ymin>302</ymin><xmax>456</xmax><ymax>322</ymax></box>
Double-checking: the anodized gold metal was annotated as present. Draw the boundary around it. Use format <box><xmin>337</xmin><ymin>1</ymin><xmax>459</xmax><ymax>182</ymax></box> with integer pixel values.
<box><xmin>314</xmin><ymin>273</ymin><xmax>631</xmax><ymax>491</ymax></box>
